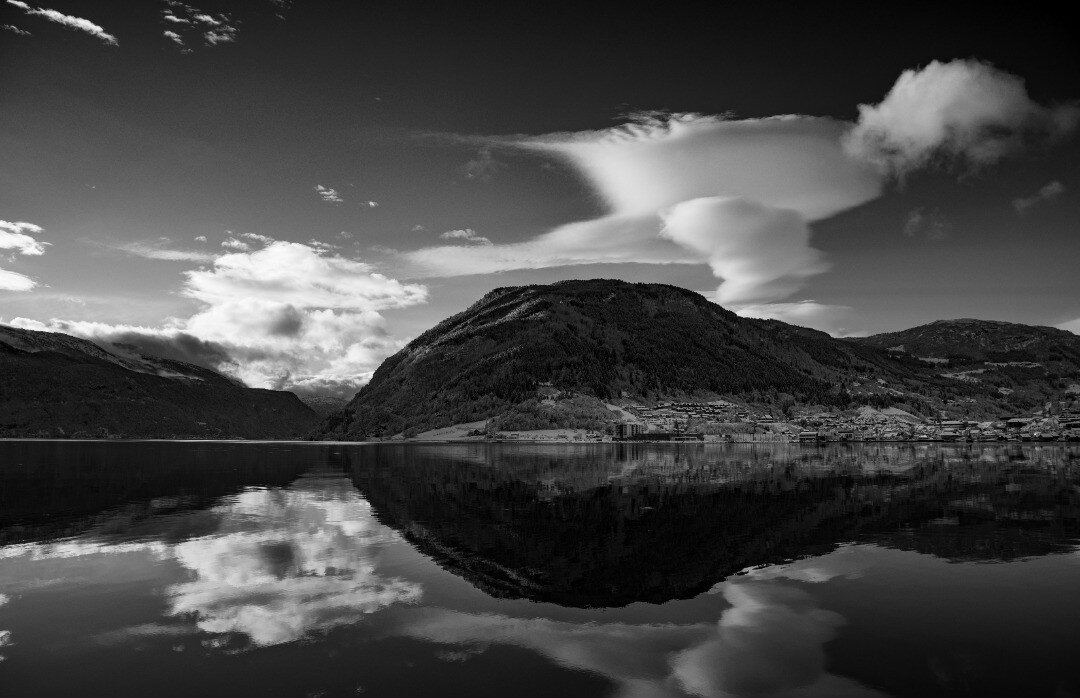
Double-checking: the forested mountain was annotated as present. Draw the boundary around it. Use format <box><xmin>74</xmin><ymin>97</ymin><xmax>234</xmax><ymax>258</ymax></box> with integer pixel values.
<box><xmin>315</xmin><ymin>280</ymin><xmax>1060</xmax><ymax>440</ymax></box>
<box><xmin>0</xmin><ymin>324</ymin><xmax>318</xmax><ymax>439</ymax></box>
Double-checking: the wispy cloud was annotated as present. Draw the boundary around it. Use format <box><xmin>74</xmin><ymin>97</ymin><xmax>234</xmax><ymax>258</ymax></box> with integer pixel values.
<box><xmin>1012</xmin><ymin>180</ymin><xmax>1066</xmax><ymax>214</ymax></box>
<box><xmin>112</xmin><ymin>240</ymin><xmax>216</xmax><ymax>262</ymax></box>
<box><xmin>3</xmin><ymin>23</ymin><xmax>30</xmax><ymax>35</ymax></box>
<box><xmin>315</xmin><ymin>185</ymin><xmax>343</xmax><ymax>203</ymax></box>
<box><xmin>160</xmin><ymin>1</ymin><xmax>237</xmax><ymax>49</ymax></box>
<box><xmin>902</xmin><ymin>207</ymin><xmax>951</xmax><ymax>241</ymax></box>
<box><xmin>439</xmin><ymin>228</ymin><xmax>491</xmax><ymax>246</ymax></box>
<box><xmin>462</xmin><ymin>147</ymin><xmax>503</xmax><ymax>180</ymax></box>
<box><xmin>5</xmin><ymin>0</ymin><xmax>117</xmax><ymax>45</ymax></box>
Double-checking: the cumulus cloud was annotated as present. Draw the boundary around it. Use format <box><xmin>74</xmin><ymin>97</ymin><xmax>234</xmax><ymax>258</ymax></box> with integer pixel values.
<box><xmin>439</xmin><ymin>228</ymin><xmax>492</xmax><ymax>246</ymax></box>
<box><xmin>21</xmin><ymin>237</ymin><xmax>427</xmax><ymax>398</ymax></box>
<box><xmin>0</xmin><ymin>220</ymin><xmax>48</xmax><ymax>292</ymax></box>
<box><xmin>3</xmin><ymin>23</ymin><xmax>30</xmax><ymax>35</ymax></box>
<box><xmin>315</xmin><ymin>184</ymin><xmax>343</xmax><ymax>203</ymax></box>
<box><xmin>845</xmin><ymin>59</ymin><xmax>1080</xmax><ymax>177</ymax></box>
<box><xmin>5</xmin><ymin>0</ymin><xmax>117</xmax><ymax>44</ymax></box>
<box><xmin>400</xmin><ymin>580</ymin><xmax>885</xmax><ymax>698</ymax></box>
<box><xmin>163</xmin><ymin>30</ymin><xmax>183</xmax><ymax>46</ymax></box>
<box><xmin>1012</xmin><ymin>180</ymin><xmax>1066</xmax><ymax>214</ymax></box>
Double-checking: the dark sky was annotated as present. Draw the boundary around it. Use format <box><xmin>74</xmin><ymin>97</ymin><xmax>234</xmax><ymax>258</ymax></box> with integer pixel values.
<box><xmin>2</xmin><ymin>0</ymin><xmax>1078</xmax><ymax>394</ymax></box>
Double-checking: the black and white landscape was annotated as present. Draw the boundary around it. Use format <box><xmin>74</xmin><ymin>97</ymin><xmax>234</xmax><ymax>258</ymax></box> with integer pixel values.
<box><xmin>1</xmin><ymin>2</ymin><xmax>1079</xmax><ymax>697</ymax></box>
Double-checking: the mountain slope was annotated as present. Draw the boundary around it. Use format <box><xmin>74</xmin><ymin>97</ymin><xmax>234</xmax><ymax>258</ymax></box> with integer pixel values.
<box><xmin>856</xmin><ymin>318</ymin><xmax>1080</xmax><ymax>363</ymax></box>
<box><xmin>854</xmin><ymin>319</ymin><xmax>1080</xmax><ymax>411</ymax></box>
<box><xmin>0</xmin><ymin>324</ymin><xmax>318</xmax><ymax>439</ymax></box>
<box><xmin>316</xmin><ymin>280</ymin><xmax>981</xmax><ymax>439</ymax></box>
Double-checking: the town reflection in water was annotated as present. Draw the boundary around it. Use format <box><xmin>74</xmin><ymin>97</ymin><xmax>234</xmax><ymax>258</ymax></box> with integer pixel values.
<box><xmin>0</xmin><ymin>441</ymin><xmax>1078</xmax><ymax>697</ymax></box>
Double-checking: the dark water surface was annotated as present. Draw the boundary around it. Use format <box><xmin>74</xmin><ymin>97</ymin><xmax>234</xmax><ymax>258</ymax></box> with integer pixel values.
<box><xmin>1</xmin><ymin>441</ymin><xmax>1078</xmax><ymax>697</ymax></box>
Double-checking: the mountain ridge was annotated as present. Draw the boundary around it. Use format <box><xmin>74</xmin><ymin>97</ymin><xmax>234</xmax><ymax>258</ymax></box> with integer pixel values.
<box><xmin>316</xmin><ymin>279</ymin><xmax>1073</xmax><ymax>440</ymax></box>
<box><xmin>0</xmin><ymin>324</ymin><xmax>318</xmax><ymax>439</ymax></box>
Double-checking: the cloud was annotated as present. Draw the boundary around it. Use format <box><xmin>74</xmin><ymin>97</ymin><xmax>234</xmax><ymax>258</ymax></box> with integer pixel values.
<box><xmin>0</xmin><ymin>220</ymin><xmax>48</xmax><ymax>292</ymax></box>
<box><xmin>221</xmin><ymin>237</ymin><xmax>251</xmax><ymax>251</ymax></box>
<box><xmin>400</xmin><ymin>580</ymin><xmax>885</xmax><ymax>698</ymax></box>
<box><xmin>439</xmin><ymin>228</ymin><xmax>492</xmax><ymax>246</ymax></box>
<box><xmin>0</xmin><ymin>220</ymin><xmax>48</xmax><ymax>256</ymax></box>
<box><xmin>112</xmin><ymin>240</ymin><xmax>215</xmax><ymax>262</ymax></box>
<box><xmin>5</xmin><ymin>0</ymin><xmax>117</xmax><ymax>45</ymax></box>
<box><xmin>365</xmin><ymin>200</ymin><xmax>379</xmax><ymax>208</ymax></box>
<box><xmin>0</xmin><ymin>269</ymin><xmax>36</xmax><ymax>292</ymax></box>
<box><xmin>3</xmin><ymin>23</ymin><xmax>30</xmax><ymax>35</ymax></box>
<box><xmin>462</xmin><ymin>147</ymin><xmax>503</xmax><ymax>180</ymax></box>
<box><xmin>901</xmin><ymin>207</ymin><xmax>951</xmax><ymax>241</ymax></box>
<box><xmin>22</xmin><ymin>237</ymin><xmax>427</xmax><ymax>397</ymax></box>
<box><xmin>661</xmin><ymin>197</ymin><xmax>827</xmax><ymax>304</ymax></box>
<box><xmin>194</xmin><ymin>235</ymin><xmax>207</xmax><ymax>243</ymax></box>
<box><xmin>1012</xmin><ymin>180</ymin><xmax>1066</xmax><ymax>213</ymax></box>
<box><xmin>845</xmin><ymin>59</ymin><xmax>1080</xmax><ymax>177</ymax></box>
<box><xmin>406</xmin><ymin>213</ymin><xmax>698</xmax><ymax>277</ymax></box>
<box><xmin>160</xmin><ymin>1</ymin><xmax>237</xmax><ymax>48</ymax></box>
<box><xmin>315</xmin><ymin>185</ymin><xmax>343</xmax><ymax>203</ymax></box>
<box><xmin>408</xmin><ymin>113</ymin><xmax>882</xmax><ymax>306</ymax></box>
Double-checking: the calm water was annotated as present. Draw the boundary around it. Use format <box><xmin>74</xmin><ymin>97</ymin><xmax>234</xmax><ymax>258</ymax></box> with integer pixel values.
<box><xmin>1</xmin><ymin>442</ymin><xmax>1078</xmax><ymax>697</ymax></box>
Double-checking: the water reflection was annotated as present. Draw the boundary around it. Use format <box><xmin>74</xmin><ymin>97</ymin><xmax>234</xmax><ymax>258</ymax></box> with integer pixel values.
<box><xmin>164</xmin><ymin>472</ymin><xmax>422</xmax><ymax>647</ymax></box>
<box><xmin>346</xmin><ymin>443</ymin><xmax>1080</xmax><ymax>607</ymax></box>
<box><xmin>400</xmin><ymin>576</ymin><xmax>886</xmax><ymax>698</ymax></box>
<box><xmin>1</xmin><ymin>442</ymin><xmax>1078</xmax><ymax>697</ymax></box>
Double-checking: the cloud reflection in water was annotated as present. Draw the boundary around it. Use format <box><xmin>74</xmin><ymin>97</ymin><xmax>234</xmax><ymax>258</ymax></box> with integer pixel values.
<box><xmin>164</xmin><ymin>478</ymin><xmax>423</xmax><ymax>647</ymax></box>
<box><xmin>401</xmin><ymin>577</ymin><xmax>884</xmax><ymax>698</ymax></box>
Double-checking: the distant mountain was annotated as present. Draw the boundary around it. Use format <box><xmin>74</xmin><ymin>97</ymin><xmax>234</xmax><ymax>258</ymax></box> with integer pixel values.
<box><xmin>315</xmin><ymin>279</ymin><xmax>1038</xmax><ymax>440</ymax></box>
<box><xmin>0</xmin><ymin>324</ymin><xmax>318</xmax><ymax>439</ymax></box>
<box><xmin>856</xmin><ymin>318</ymin><xmax>1080</xmax><ymax>362</ymax></box>
<box><xmin>854</xmin><ymin>319</ymin><xmax>1080</xmax><ymax>410</ymax></box>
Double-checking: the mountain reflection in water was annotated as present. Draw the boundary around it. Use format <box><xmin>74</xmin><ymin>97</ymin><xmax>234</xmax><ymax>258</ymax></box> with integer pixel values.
<box><xmin>0</xmin><ymin>441</ymin><xmax>1078</xmax><ymax>697</ymax></box>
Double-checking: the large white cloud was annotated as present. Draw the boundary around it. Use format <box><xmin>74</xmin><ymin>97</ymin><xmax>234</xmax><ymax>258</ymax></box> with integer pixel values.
<box><xmin>407</xmin><ymin>113</ymin><xmax>882</xmax><ymax>309</ymax></box>
<box><xmin>845</xmin><ymin>59</ymin><xmax>1080</xmax><ymax>176</ymax></box>
<box><xmin>14</xmin><ymin>238</ymin><xmax>427</xmax><ymax>398</ymax></box>
<box><xmin>405</xmin><ymin>61</ymin><xmax>1076</xmax><ymax>333</ymax></box>
<box><xmin>5</xmin><ymin>0</ymin><xmax>118</xmax><ymax>45</ymax></box>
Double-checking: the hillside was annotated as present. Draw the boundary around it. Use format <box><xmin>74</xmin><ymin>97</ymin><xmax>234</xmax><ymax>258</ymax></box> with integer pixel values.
<box><xmin>0</xmin><ymin>324</ymin><xmax>318</xmax><ymax>439</ymax></box>
<box><xmin>316</xmin><ymin>280</ymin><xmax>1012</xmax><ymax>440</ymax></box>
<box><xmin>855</xmin><ymin>319</ymin><xmax>1080</xmax><ymax>412</ymax></box>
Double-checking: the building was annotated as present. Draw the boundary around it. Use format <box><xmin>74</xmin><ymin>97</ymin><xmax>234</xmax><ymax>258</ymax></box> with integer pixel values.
<box><xmin>616</xmin><ymin>422</ymin><xmax>645</xmax><ymax>439</ymax></box>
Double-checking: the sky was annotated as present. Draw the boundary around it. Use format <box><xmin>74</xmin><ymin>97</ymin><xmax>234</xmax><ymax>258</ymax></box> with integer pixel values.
<box><xmin>2</xmin><ymin>1</ymin><xmax>1078</xmax><ymax>398</ymax></box>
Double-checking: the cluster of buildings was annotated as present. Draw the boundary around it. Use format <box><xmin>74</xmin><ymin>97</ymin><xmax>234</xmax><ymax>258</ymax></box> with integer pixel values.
<box><xmin>610</xmin><ymin>400</ymin><xmax>1080</xmax><ymax>443</ymax></box>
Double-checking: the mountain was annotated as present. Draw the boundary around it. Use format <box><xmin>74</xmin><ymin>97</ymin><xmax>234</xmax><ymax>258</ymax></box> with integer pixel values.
<box><xmin>0</xmin><ymin>324</ymin><xmax>318</xmax><ymax>439</ymax></box>
<box><xmin>856</xmin><ymin>318</ymin><xmax>1080</xmax><ymax>362</ymax></box>
<box><xmin>854</xmin><ymin>319</ymin><xmax>1080</xmax><ymax>410</ymax></box>
<box><xmin>315</xmin><ymin>279</ymin><xmax>1033</xmax><ymax>440</ymax></box>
